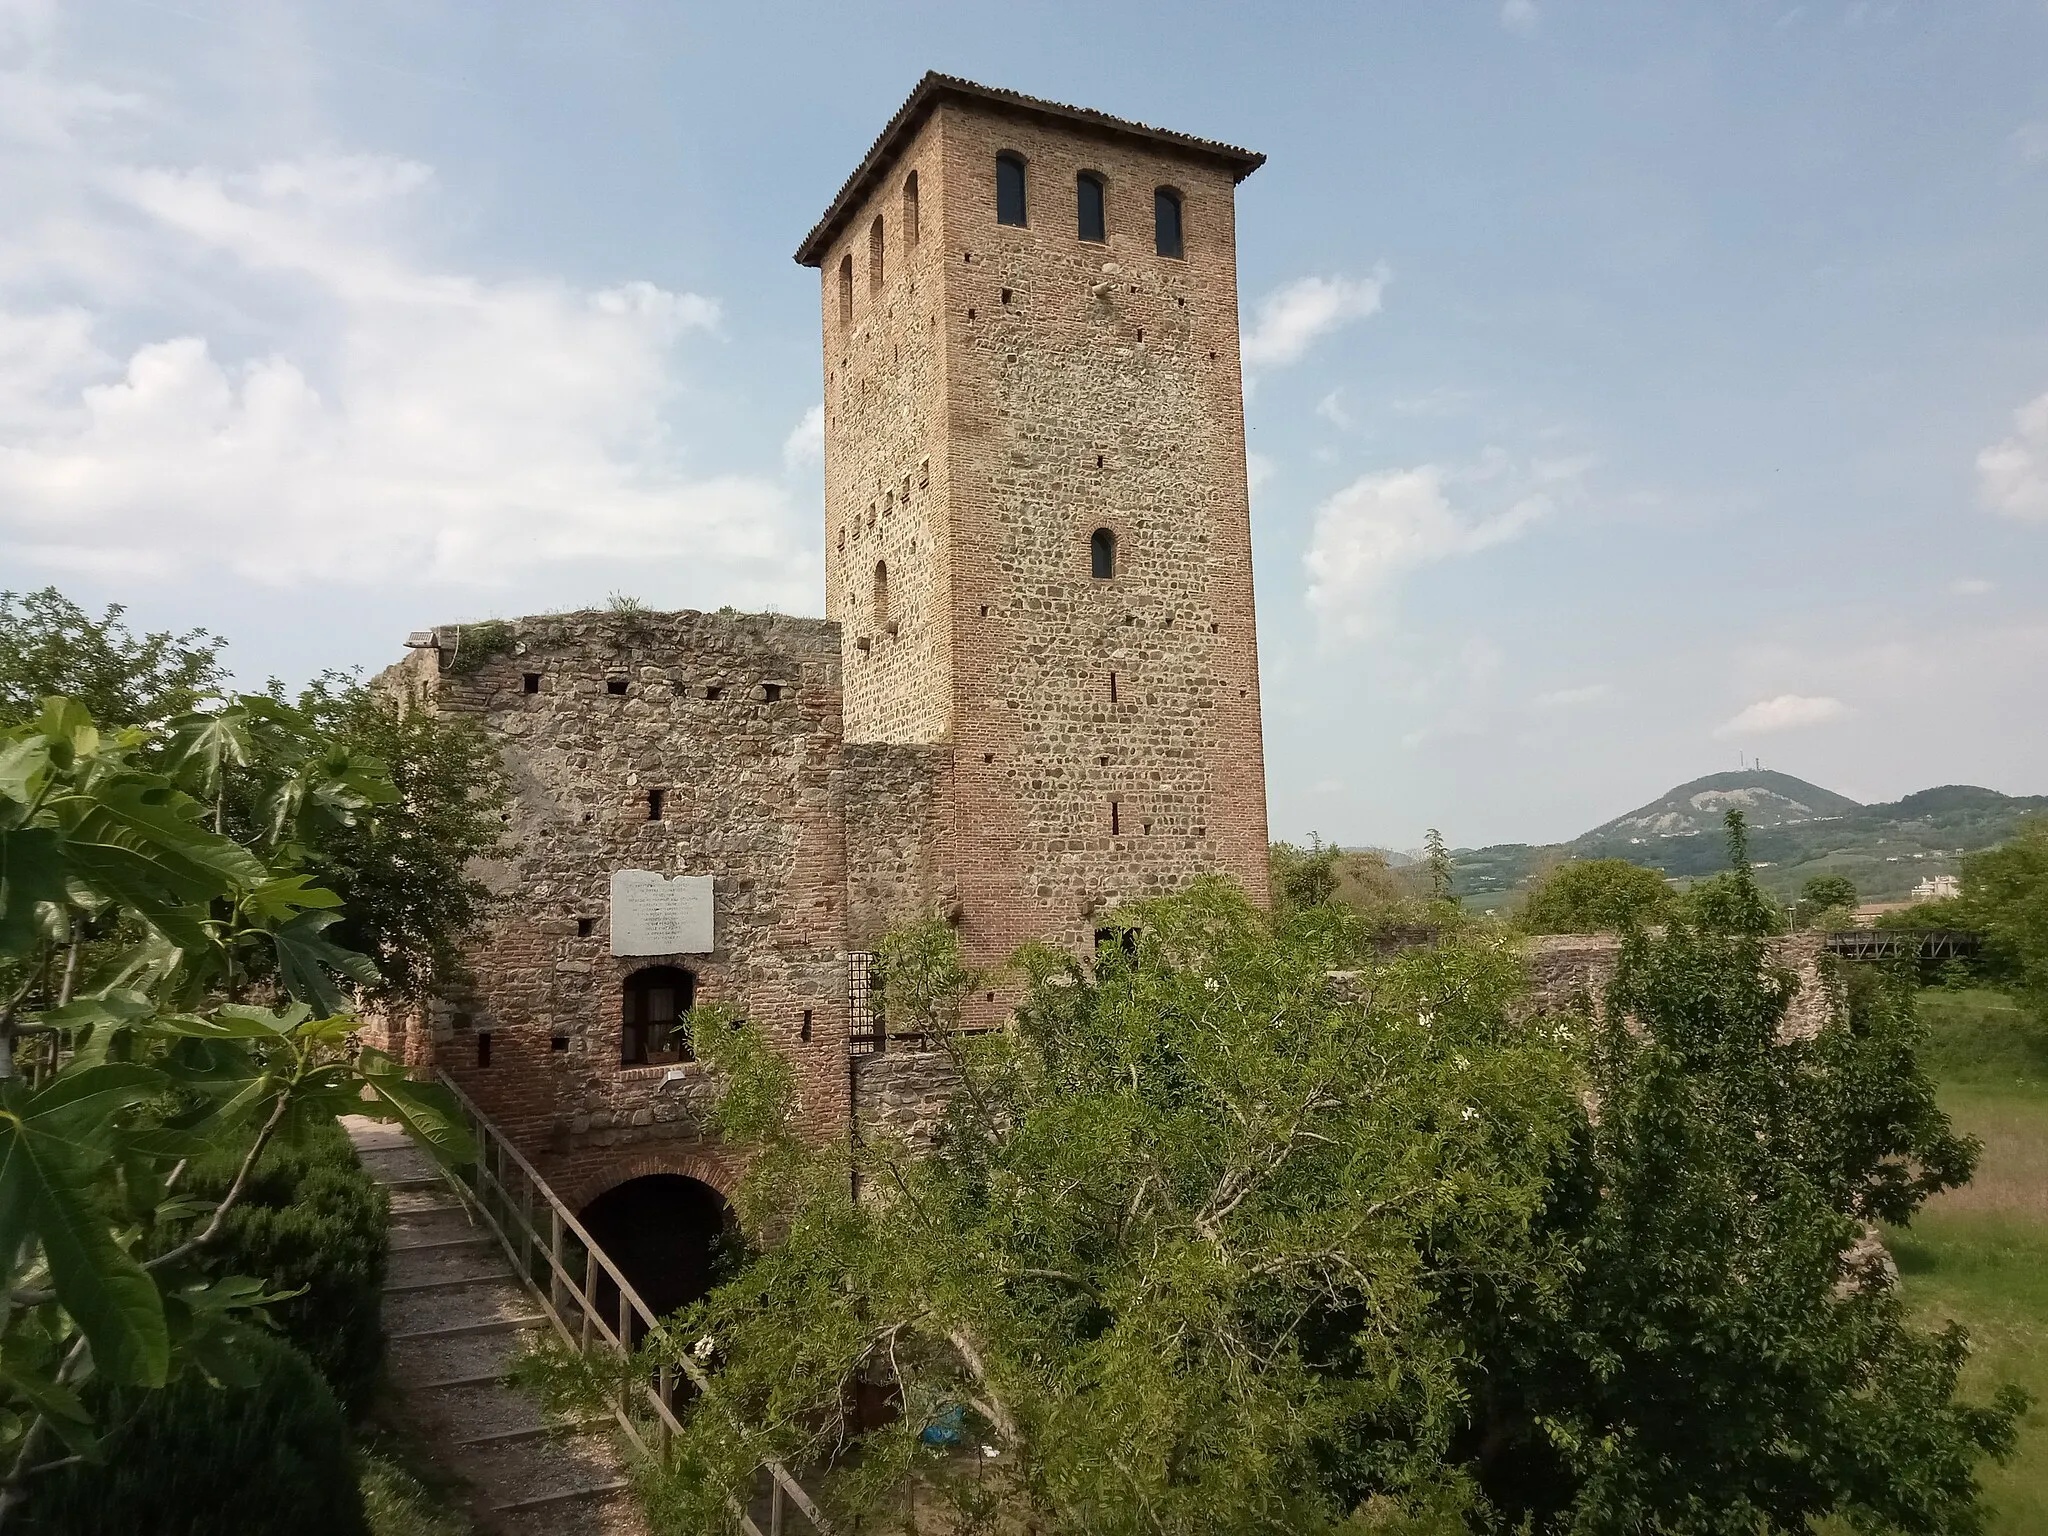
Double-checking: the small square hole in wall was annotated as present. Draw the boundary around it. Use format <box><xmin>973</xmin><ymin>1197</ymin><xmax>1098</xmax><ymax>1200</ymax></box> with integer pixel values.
<box><xmin>967</xmin><ymin>307</ymin><xmax>976</xmax><ymax>320</ymax></box>
<box><xmin>606</xmin><ymin>678</ymin><xmax>627</xmax><ymax>695</ymax></box>
<box><xmin>705</xmin><ymin>685</ymin><xmax>722</xmax><ymax>700</ymax></box>
<box><xmin>576</xmin><ymin>917</ymin><xmax>595</xmax><ymax>938</ymax></box>
<box><xmin>476</xmin><ymin>1031</ymin><xmax>492</xmax><ymax>1068</ymax></box>
<box><xmin>979</xmin><ymin>604</ymin><xmax>988</xmax><ymax>617</ymax></box>
<box><xmin>983</xmin><ymin>752</ymin><xmax>994</xmax><ymax>763</ymax></box>
<box><xmin>1000</xmin><ymin>287</ymin><xmax>1012</xmax><ymax>304</ymax></box>
<box><xmin>551</xmin><ymin>1035</ymin><xmax>569</xmax><ymax>1052</ymax></box>
<box><xmin>985</xmin><ymin>992</ymin><xmax>995</xmax><ymax>1003</ymax></box>
<box><xmin>523</xmin><ymin>673</ymin><xmax>541</xmax><ymax>693</ymax></box>
<box><xmin>801</xmin><ymin>1009</ymin><xmax>813</xmax><ymax>1043</ymax></box>
<box><xmin>764</xmin><ymin>683</ymin><xmax>784</xmax><ymax>702</ymax></box>
<box><xmin>452</xmin><ymin>1012</ymin><xmax>472</xmax><ymax>1032</ymax></box>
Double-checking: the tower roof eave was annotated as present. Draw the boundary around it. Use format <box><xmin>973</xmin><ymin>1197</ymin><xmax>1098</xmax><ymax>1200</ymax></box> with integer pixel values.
<box><xmin>792</xmin><ymin>72</ymin><xmax>1265</xmax><ymax>268</ymax></box>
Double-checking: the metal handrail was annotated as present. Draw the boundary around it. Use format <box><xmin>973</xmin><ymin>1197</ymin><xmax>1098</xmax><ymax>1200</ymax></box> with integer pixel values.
<box><xmin>430</xmin><ymin>1070</ymin><xmax>834</xmax><ymax>1536</ymax></box>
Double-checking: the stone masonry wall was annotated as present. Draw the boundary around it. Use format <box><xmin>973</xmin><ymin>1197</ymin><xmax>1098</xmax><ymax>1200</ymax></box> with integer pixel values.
<box><xmin>822</xmin><ymin>113</ymin><xmax>955</xmax><ymax>747</ymax></box>
<box><xmin>850</xmin><ymin>1050</ymin><xmax>964</xmax><ymax>1152</ymax></box>
<box><xmin>1522</xmin><ymin>931</ymin><xmax>1834</xmax><ymax>1040</ymax></box>
<box><xmin>815</xmin><ymin>96</ymin><xmax>1272</xmax><ymax>1032</ymax></box>
<box><xmin>844</xmin><ymin>741</ymin><xmax>956</xmax><ymax>947</ymax></box>
<box><xmin>385</xmin><ymin>610</ymin><xmax>852</xmax><ymax>1200</ymax></box>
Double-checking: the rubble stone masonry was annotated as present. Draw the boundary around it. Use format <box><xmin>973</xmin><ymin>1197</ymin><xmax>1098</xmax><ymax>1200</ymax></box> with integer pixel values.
<box><xmin>808</xmin><ymin>81</ymin><xmax>1272</xmax><ymax>1027</ymax></box>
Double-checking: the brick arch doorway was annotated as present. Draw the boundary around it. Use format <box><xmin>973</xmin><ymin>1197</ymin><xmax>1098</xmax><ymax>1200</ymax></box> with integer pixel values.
<box><xmin>577</xmin><ymin>1174</ymin><xmax>736</xmax><ymax>1334</ymax></box>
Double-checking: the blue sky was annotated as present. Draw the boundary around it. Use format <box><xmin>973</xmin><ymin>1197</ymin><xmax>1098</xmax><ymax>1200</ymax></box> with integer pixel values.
<box><xmin>2</xmin><ymin>0</ymin><xmax>2045</xmax><ymax>849</ymax></box>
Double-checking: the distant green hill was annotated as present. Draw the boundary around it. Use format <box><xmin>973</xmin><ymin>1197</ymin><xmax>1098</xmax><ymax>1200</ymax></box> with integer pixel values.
<box><xmin>1447</xmin><ymin>774</ymin><xmax>2048</xmax><ymax>910</ymax></box>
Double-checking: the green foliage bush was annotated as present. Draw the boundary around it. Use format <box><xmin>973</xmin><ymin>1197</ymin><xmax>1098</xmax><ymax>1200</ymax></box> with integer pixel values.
<box><xmin>170</xmin><ymin>1118</ymin><xmax>390</xmax><ymax>1418</ymax></box>
<box><xmin>1518</xmin><ymin>857</ymin><xmax>1675</xmax><ymax>933</ymax></box>
<box><xmin>20</xmin><ymin>1331</ymin><xmax>369</xmax><ymax>1536</ymax></box>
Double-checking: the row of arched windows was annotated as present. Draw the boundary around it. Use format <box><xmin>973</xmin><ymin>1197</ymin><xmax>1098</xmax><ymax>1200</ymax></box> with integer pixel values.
<box><xmin>837</xmin><ymin>158</ymin><xmax>1187</xmax><ymax>324</ymax></box>
<box><xmin>997</xmin><ymin>152</ymin><xmax>1184</xmax><ymax>258</ymax></box>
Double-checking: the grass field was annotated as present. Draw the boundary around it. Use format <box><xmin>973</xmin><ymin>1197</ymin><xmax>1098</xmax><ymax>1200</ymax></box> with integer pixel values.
<box><xmin>1887</xmin><ymin>990</ymin><xmax>2048</xmax><ymax>1532</ymax></box>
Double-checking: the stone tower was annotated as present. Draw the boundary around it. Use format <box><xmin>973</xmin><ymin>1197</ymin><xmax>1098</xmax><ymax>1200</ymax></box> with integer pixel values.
<box><xmin>797</xmin><ymin>74</ymin><xmax>1271</xmax><ymax>1013</ymax></box>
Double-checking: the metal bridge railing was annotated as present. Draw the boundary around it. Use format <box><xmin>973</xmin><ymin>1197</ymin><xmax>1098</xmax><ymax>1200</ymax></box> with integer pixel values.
<box><xmin>432</xmin><ymin>1071</ymin><xmax>834</xmax><ymax>1536</ymax></box>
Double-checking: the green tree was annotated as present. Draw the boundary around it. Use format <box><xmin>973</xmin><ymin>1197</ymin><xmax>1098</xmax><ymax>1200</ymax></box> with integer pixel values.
<box><xmin>1268</xmin><ymin>834</ymin><xmax>1340</xmax><ymax>914</ymax></box>
<box><xmin>1462</xmin><ymin>813</ymin><xmax>2017</xmax><ymax>1533</ymax></box>
<box><xmin>1959</xmin><ymin>817</ymin><xmax>2048</xmax><ymax>1010</ymax></box>
<box><xmin>553</xmin><ymin>886</ymin><xmax>1581</xmax><ymax>1534</ymax></box>
<box><xmin>1518</xmin><ymin>859</ymin><xmax>1674</xmax><ymax>934</ymax></box>
<box><xmin>539</xmin><ymin>815</ymin><xmax>2022</xmax><ymax>1534</ymax></box>
<box><xmin>1425</xmin><ymin>827</ymin><xmax>1456</xmax><ymax>904</ymax></box>
<box><xmin>0</xmin><ymin>590</ymin><xmax>226</xmax><ymax>728</ymax></box>
<box><xmin>1678</xmin><ymin>811</ymin><xmax>1786</xmax><ymax>934</ymax></box>
<box><xmin>0</xmin><ymin>697</ymin><xmax>469</xmax><ymax>1524</ymax></box>
<box><xmin>1796</xmin><ymin>872</ymin><xmax>1859</xmax><ymax>929</ymax></box>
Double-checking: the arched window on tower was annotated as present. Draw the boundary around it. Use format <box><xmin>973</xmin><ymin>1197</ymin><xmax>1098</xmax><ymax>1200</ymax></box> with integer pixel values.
<box><xmin>1090</xmin><ymin>527</ymin><xmax>1117</xmax><ymax>579</ymax></box>
<box><xmin>1077</xmin><ymin>171</ymin><xmax>1106</xmax><ymax>243</ymax></box>
<box><xmin>869</xmin><ymin>215</ymin><xmax>885</xmax><ymax>292</ymax></box>
<box><xmin>903</xmin><ymin>170</ymin><xmax>920</xmax><ymax>249</ymax></box>
<box><xmin>873</xmin><ymin>560</ymin><xmax>890</xmax><ymax>626</ymax></box>
<box><xmin>622</xmin><ymin>965</ymin><xmax>695</xmax><ymax>1067</ymax></box>
<box><xmin>996</xmin><ymin>152</ymin><xmax>1028</xmax><ymax>227</ymax></box>
<box><xmin>837</xmin><ymin>254</ymin><xmax>853</xmax><ymax>324</ymax></box>
<box><xmin>1154</xmin><ymin>187</ymin><xmax>1185</xmax><ymax>259</ymax></box>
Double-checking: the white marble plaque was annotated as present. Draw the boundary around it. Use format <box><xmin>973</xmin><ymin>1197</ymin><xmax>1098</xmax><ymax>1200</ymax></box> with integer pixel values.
<box><xmin>608</xmin><ymin>870</ymin><xmax>714</xmax><ymax>956</ymax></box>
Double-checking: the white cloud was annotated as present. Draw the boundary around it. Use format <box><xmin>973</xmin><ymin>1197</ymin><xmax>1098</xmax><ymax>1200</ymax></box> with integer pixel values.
<box><xmin>1977</xmin><ymin>391</ymin><xmax>2048</xmax><ymax>524</ymax></box>
<box><xmin>1714</xmin><ymin>694</ymin><xmax>1851</xmax><ymax>737</ymax></box>
<box><xmin>0</xmin><ymin>22</ymin><xmax>811</xmax><ymax>612</ymax></box>
<box><xmin>1315</xmin><ymin>388</ymin><xmax>1352</xmax><ymax>430</ymax></box>
<box><xmin>1500</xmin><ymin>0</ymin><xmax>1539</xmax><ymax>34</ymax></box>
<box><xmin>1304</xmin><ymin>463</ymin><xmax>1552</xmax><ymax>646</ymax></box>
<box><xmin>1948</xmin><ymin>577</ymin><xmax>1993</xmax><ymax>596</ymax></box>
<box><xmin>781</xmin><ymin>403</ymin><xmax>823</xmax><ymax>470</ymax></box>
<box><xmin>1241</xmin><ymin>270</ymin><xmax>1387</xmax><ymax>371</ymax></box>
<box><xmin>1533</xmin><ymin>684</ymin><xmax>1612</xmax><ymax>708</ymax></box>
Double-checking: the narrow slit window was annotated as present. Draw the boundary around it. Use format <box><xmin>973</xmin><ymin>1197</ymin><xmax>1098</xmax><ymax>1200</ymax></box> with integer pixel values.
<box><xmin>838</xmin><ymin>253</ymin><xmax>853</xmax><ymax>323</ymax></box>
<box><xmin>1077</xmin><ymin>172</ymin><xmax>1106</xmax><ymax>243</ymax></box>
<box><xmin>869</xmin><ymin>215</ymin><xmax>885</xmax><ymax>292</ymax></box>
<box><xmin>1111</xmin><ymin>799</ymin><xmax>1121</xmax><ymax>835</ymax></box>
<box><xmin>995</xmin><ymin>152</ymin><xmax>1027</xmax><ymax>227</ymax></box>
<box><xmin>903</xmin><ymin>171</ymin><xmax>920</xmax><ymax>248</ymax></box>
<box><xmin>801</xmin><ymin>1008</ymin><xmax>813</xmax><ymax>1043</ymax></box>
<box><xmin>476</xmin><ymin>1031</ymin><xmax>492</xmax><ymax>1068</ymax></box>
<box><xmin>1090</xmin><ymin>526</ymin><xmax>1117</xmax><ymax>579</ymax></box>
<box><xmin>1154</xmin><ymin>187</ymin><xmax>1185</xmax><ymax>259</ymax></box>
<box><xmin>1109</xmin><ymin>671</ymin><xmax>1118</xmax><ymax>704</ymax></box>
<box><xmin>647</xmin><ymin>787</ymin><xmax>665</xmax><ymax>821</ymax></box>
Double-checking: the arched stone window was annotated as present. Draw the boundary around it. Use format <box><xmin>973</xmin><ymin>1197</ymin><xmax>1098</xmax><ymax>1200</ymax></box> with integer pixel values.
<box><xmin>1090</xmin><ymin>527</ymin><xmax>1117</xmax><ymax>580</ymax></box>
<box><xmin>903</xmin><ymin>170</ymin><xmax>920</xmax><ymax>249</ymax></box>
<box><xmin>622</xmin><ymin>965</ymin><xmax>695</xmax><ymax>1067</ymax></box>
<box><xmin>869</xmin><ymin>215</ymin><xmax>885</xmax><ymax>292</ymax></box>
<box><xmin>873</xmin><ymin>560</ymin><xmax>890</xmax><ymax>624</ymax></box>
<box><xmin>1077</xmin><ymin>171</ymin><xmax>1106</xmax><ymax>243</ymax></box>
<box><xmin>837</xmin><ymin>253</ymin><xmax>853</xmax><ymax>324</ymax></box>
<box><xmin>995</xmin><ymin>152</ymin><xmax>1028</xmax><ymax>227</ymax></box>
<box><xmin>1154</xmin><ymin>186</ymin><xmax>1185</xmax><ymax>259</ymax></box>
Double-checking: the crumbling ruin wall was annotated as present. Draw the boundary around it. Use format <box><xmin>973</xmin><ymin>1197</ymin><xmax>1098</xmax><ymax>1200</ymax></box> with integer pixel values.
<box><xmin>388</xmin><ymin>609</ymin><xmax>853</xmax><ymax>1197</ymax></box>
<box><xmin>1520</xmin><ymin>930</ymin><xmax>1833</xmax><ymax>1039</ymax></box>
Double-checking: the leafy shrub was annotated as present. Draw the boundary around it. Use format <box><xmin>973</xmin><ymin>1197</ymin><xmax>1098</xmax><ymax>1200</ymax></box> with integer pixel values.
<box><xmin>1519</xmin><ymin>857</ymin><xmax>1675</xmax><ymax>933</ymax></box>
<box><xmin>173</xmin><ymin>1117</ymin><xmax>389</xmax><ymax>1417</ymax></box>
<box><xmin>21</xmin><ymin>1331</ymin><xmax>369</xmax><ymax>1536</ymax></box>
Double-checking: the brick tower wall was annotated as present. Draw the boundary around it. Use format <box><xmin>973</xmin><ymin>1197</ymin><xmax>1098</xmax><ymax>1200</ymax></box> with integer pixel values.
<box><xmin>822</xmin><ymin>115</ymin><xmax>955</xmax><ymax>746</ymax></box>
<box><xmin>382</xmin><ymin>611</ymin><xmax>851</xmax><ymax>1200</ymax></box>
<box><xmin>812</xmin><ymin>94</ymin><xmax>1271</xmax><ymax>1019</ymax></box>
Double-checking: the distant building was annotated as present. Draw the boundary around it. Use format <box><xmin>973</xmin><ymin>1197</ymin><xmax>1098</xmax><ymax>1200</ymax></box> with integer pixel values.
<box><xmin>1911</xmin><ymin>874</ymin><xmax>1960</xmax><ymax>901</ymax></box>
